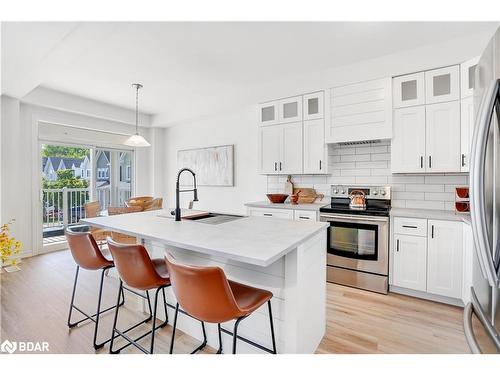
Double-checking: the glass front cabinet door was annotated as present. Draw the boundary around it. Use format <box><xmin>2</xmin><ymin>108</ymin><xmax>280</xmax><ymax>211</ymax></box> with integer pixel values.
<box><xmin>424</xmin><ymin>65</ymin><xmax>460</xmax><ymax>104</ymax></box>
<box><xmin>259</xmin><ymin>100</ymin><xmax>279</xmax><ymax>126</ymax></box>
<box><xmin>303</xmin><ymin>91</ymin><xmax>324</xmax><ymax>120</ymax></box>
<box><xmin>278</xmin><ymin>95</ymin><xmax>303</xmax><ymax>123</ymax></box>
<box><xmin>460</xmin><ymin>57</ymin><xmax>479</xmax><ymax>99</ymax></box>
<box><xmin>393</xmin><ymin>72</ymin><xmax>425</xmax><ymax>108</ymax></box>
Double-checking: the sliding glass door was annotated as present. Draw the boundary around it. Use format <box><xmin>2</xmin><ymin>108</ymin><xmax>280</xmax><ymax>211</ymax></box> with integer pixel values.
<box><xmin>94</xmin><ymin>148</ymin><xmax>133</xmax><ymax>210</ymax></box>
<box><xmin>40</xmin><ymin>143</ymin><xmax>134</xmax><ymax>250</ymax></box>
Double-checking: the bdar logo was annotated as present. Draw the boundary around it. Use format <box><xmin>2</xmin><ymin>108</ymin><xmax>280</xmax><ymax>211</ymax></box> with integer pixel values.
<box><xmin>0</xmin><ymin>340</ymin><xmax>17</xmax><ymax>354</ymax></box>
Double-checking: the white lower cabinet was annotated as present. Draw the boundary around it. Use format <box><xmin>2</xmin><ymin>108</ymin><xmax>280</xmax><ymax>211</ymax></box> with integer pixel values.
<box><xmin>427</xmin><ymin>220</ymin><xmax>463</xmax><ymax>299</ymax></box>
<box><xmin>293</xmin><ymin>210</ymin><xmax>317</xmax><ymax>221</ymax></box>
<box><xmin>392</xmin><ymin>217</ymin><xmax>464</xmax><ymax>303</ymax></box>
<box><xmin>247</xmin><ymin>207</ymin><xmax>317</xmax><ymax>221</ymax></box>
<box><xmin>393</xmin><ymin>234</ymin><xmax>427</xmax><ymax>292</ymax></box>
<box><xmin>247</xmin><ymin>207</ymin><xmax>294</xmax><ymax>220</ymax></box>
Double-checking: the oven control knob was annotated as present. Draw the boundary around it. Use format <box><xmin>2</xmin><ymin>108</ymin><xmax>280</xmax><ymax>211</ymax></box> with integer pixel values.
<box><xmin>341</xmin><ymin>189</ymin><xmax>345</xmax><ymax>194</ymax></box>
<box><xmin>380</xmin><ymin>190</ymin><xmax>386</xmax><ymax>196</ymax></box>
<box><xmin>373</xmin><ymin>190</ymin><xmax>378</xmax><ymax>195</ymax></box>
<box><xmin>333</xmin><ymin>188</ymin><xmax>339</xmax><ymax>194</ymax></box>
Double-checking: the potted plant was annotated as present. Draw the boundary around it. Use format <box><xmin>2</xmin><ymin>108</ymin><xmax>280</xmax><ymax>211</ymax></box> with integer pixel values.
<box><xmin>0</xmin><ymin>219</ymin><xmax>22</xmax><ymax>272</ymax></box>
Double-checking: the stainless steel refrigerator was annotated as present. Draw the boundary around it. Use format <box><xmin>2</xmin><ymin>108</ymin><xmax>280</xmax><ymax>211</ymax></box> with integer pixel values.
<box><xmin>465</xmin><ymin>26</ymin><xmax>500</xmax><ymax>353</ymax></box>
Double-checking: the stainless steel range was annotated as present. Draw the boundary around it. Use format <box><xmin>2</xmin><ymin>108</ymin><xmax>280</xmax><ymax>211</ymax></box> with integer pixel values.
<box><xmin>319</xmin><ymin>185</ymin><xmax>391</xmax><ymax>294</ymax></box>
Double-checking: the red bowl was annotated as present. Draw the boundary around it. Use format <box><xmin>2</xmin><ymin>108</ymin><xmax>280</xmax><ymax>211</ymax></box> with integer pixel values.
<box><xmin>456</xmin><ymin>187</ymin><xmax>469</xmax><ymax>199</ymax></box>
<box><xmin>266</xmin><ymin>194</ymin><xmax>289</xmax><ymax>204</ymax></box>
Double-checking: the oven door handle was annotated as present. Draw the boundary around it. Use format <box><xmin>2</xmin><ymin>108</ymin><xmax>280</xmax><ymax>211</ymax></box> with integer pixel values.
<box><xmin>320</xmin><ymin>214</ymin><xmax>389</xmax><ymax>223</ymax></box>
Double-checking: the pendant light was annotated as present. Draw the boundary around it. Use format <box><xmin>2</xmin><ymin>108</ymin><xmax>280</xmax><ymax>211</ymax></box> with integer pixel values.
<box><xmin>124</xmin><ymin>83</ymin><xmax>151</xmax><ymax>147</ymax></box>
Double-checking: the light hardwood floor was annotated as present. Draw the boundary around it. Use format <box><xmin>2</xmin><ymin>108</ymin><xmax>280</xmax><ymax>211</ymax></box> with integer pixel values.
<box><xmin>0</xmin><ymin>249</ymin><xmax>471</xmax><ymax>354</ymax></box>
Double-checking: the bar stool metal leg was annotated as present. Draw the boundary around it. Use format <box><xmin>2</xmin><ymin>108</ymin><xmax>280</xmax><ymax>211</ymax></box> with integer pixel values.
<box><xmin>232</xmin><ymin>317</ymin><xmax>245</xmax><ymax>354</ymax></box>
<box><xmin>67</xmin><ymin>265</ymin><xmax>125</xmax><ymax>350</ymax></box>
<box><xmin>110</xmin><ymin>284</ymin><xmax>167</xmax><ymax>354</ymax></box>
<box><xmin>216</xmin><ymin>323</ymin><xmax>223</xmax><ymax>354</ymax></box>
<box><xmin>268</xmin><ymin>300</ymin><xmax>277</xmax><ymax>354</ymax></box>
<box><xmin>169</xmin><ymin>303</ymin><xmax>180</xmax><ymax>354</ymax></box>
<box><xmin>67</xmin><ymin>265</ymin><xmax>80</xmax><ymax>328</ymax></box>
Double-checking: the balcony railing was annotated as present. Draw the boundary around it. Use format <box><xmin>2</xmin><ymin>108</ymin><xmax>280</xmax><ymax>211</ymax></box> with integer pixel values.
<box><xmin>43</xmin><ymin>187</ymin><xmax>90</xmax><ymax>230</ymax></box>
<box><xmin>42</xmin><ymin>186</ymin><xmax>132</xmax><ymax>234</ymax></box>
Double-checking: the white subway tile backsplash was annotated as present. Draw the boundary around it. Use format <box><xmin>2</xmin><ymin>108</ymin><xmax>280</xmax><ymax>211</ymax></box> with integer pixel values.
<box><xmin>393</xmin><ymin>191</ymin><xmax>425</xmax><ymax>200</ymax></box>
<box><xmin>355</xmin><ymin>161</ymin><xmax>388</xmax><ymax>169</ymax></box>
<box><xmin>265</xmin><ymin>142</ymin><xmax>468</xmax><ymax>211</ymax></box>
<box><xmin>341</xmin><ymin>154</ymin><xmax>371</xmax><ymax>162</ymax></box>
<box><xmin>424</xmin><ymin>175</ymin><xmax>468</xmax><ymax>184</ymax></box>
<box><xmin>371</xmin><ymin>153</ymin><xmax>391</xmax><ymax>161</ymax></box>
<box><xmin>405</xmin><ymin>184</ymin><xmax>444</xmax><ymax>193</ymax></box>
<box><xmin>424</xmin><ymin>192</ymin><xmax>455</xmax><ymax>202</ymax></box>
<box><xmin>406</xmin><ymin>200</ymin><xmax>446</xmax><ymax>210</ymax></box>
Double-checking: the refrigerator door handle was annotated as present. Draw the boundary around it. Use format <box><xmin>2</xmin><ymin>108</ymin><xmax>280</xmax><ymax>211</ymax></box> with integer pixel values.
<box><xmin>463</xmin><ymin>287</ymin><xmax>500</xmax><ymax>353</ymax></box>
<box><xmin>470</xmin><ymin>78</ymin><xmax>500</xmax><ymax>287</ymax></box>
<box><xmin>463</xmin><ymin>302</ymin><xmax>482</xmax><ymax>353</ymax></box>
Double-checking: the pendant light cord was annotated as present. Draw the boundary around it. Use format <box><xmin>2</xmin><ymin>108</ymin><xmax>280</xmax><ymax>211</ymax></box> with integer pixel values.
<box><xmin>135</xmin><ymin>84</ymin><xmax>139</xmax><ymax>135</ymax></box>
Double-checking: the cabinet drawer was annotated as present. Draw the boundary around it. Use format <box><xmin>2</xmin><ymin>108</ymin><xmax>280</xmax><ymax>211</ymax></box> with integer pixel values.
<box><xmin>248</xmin><ymin>208</ymin><xmax>293</xmax><ymax>220</ymax></box>
<box><xmin>294</xmin><ymin>210</ymin><xmax>317</xmax><ymax>222</ymax></box>
<box><xmin>394</xmin><ymin>217</ymin><xmax>427</xmax><ymax>236</ymax></box>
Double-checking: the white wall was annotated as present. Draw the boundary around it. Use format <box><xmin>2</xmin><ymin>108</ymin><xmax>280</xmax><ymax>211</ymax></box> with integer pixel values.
<box><xmin>163</xmin><ymin>32</ymin><xmax>490</xmax><ymax>213</ymax></box>
<box><xmin>0</xmin><ymin>94</ymin><xmax>161</xmax><ymax>257</ymax></box>
<box><xmin>164</xmin><ymin>106</ymin><xmax>267</xmax><ymax>215</ymax></box>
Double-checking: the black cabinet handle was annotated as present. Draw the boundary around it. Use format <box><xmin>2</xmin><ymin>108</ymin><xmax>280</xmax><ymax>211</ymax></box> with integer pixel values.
<box><xmin>279</xmin><ymin>162</ymin><xmax>282</xmax><ymax>171</ymax></box>
<box><xmin>263</xmin><ymin>213</ymin><xmax>273</xmax><ymax>217</ymax></box>
<box><xmin>274</xmin><ymin>162</ymin><xmax>277</xmax><ymax>171</ymax></box>
<box><xmin>319</xmin><ymin>160</ymin><xmax>322</xmax><ymax>170</ymax></box>
<box><xmin>396</xmin><ymin>239</ymin><xmax>400</xmax><ymax>252</ymax></box>
<box><xmin>429</xmin><ymin>156</ymin><xmax>432</xmax><ymax>169</ymax></box>
<box><xmin>431</xmin><ymin>225</ymin><xmax>434</xmax><ymax>238</ymax></box>
<box><xmin>402</xmin><ymin>225</ymin><xmax>417</xmax><ymax>229</ymax></box>
<box><xmin>299</xmin><ymin>216</ymin><xmax>309</xmax><ymax>220</ymax></box>
<box><xmin>420</xmin><ymin>156</ymin><xmax>423</xmax><ymax>169</ymax></box>
<box><xmin>462</xmin><ymin>154</ymin><xmax>466</xmax><ymax>167</ymax></box>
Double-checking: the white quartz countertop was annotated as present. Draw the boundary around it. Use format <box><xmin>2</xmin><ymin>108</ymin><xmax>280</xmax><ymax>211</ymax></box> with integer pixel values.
<box><xmin>390</xmin><ymin>207</ymin><xmax>471</xmax><ymax>224</ymax></box>
<box><xmin>81</xmin><ymin>209</ymin><xmax>328</xmax><ymax>267</ymax></box>
<box><xmin>245</xmin><ymin>201</ymin><xmax>328</xmax><ymax>211</ymax></box>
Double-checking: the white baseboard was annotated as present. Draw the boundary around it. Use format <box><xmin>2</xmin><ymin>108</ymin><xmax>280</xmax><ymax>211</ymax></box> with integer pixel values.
<box><xmin>389</xmin><ymin>285</ymin><xmax>464</xmax><ymax>307</ymax></box>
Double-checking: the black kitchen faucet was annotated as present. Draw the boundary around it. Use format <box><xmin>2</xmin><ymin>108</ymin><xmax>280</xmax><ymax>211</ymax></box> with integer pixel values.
<box><xmin>171</xmin><ymin>168</ymin><xmax>198</xmax><ymax>221</ymax></box>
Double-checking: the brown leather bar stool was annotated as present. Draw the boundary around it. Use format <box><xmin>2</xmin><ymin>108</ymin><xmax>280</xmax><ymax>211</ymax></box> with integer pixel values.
<box><xmin>107</xmin><ymin>238</ymin><xmax>171</xmax><ymax>354</ymax></box>
<box><xmin>66</xmin><ymin>229</ymin><xmax>125</xmax><ymax>350</ymax></box>
<box><xmin>165</xmin><ymin>253</ymin><xmax>277</xmax><ymax>354</ymax></box>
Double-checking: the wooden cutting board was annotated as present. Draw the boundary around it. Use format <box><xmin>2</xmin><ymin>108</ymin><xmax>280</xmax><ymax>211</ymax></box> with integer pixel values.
<box><xmin>292</xmin><ymin>188</ymin><xmax>324</xmax><ymax>203</ymax></box>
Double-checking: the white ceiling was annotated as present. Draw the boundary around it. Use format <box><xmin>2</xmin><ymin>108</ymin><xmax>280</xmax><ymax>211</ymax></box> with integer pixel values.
<box><xmin>2</xmin><ymin>22</ymin><xmax>498</xmax><ymax>126</ymax></box>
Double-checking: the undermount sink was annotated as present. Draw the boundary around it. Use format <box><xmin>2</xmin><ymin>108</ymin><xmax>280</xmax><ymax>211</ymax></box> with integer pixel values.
<box><xmin>184</xmin><ymin>213</ymin><xmax>244</xmax><ymax>225</ymax></box>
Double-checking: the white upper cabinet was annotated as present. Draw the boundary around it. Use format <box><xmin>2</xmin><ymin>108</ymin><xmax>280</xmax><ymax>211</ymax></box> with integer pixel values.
<box><xmin>328</xmin><ymin>77</ymin><xmax>392</xmax><ymax>143</ymax></box>
<box><xmin>393</xmin><ymin>72</ymin><xmax>425</xmax><ymax>108</ymax></box>
<box><xmin>259</xmin><ymin>125</ymin><xmax>281</xmax><ymax>174</ymax></box>
<box><xmin>427</xmin><ymin>220</ymin><xmax>463</xmax><ymax>299</ymax></box>
<box><xmin>391</xmin><ymin>106</ymin><xmax>426</xmax><ymax>173</ymax></box>
<box><xmin>425</xmin><ymin>101</ymin><xmax>461</xmax><ymax>173</ymax></box>
<box><xmin>424</xmin><ymin>65</ymin><xmax>460</xmax><ymax>104</ymax></box>
<box><xmin>280</xmin><ymin>122</ymin><xmax>303</xmax><ymax>174</ymax></box>
<box><xmin>278</xmin><ymin>96</ymin><xmax>303</xmax><ymax>123</ymax></box>
<box><xmin>460</xmin><ymin>96</ymin><xmax>474</xmax><ymax>172</ymax></box>
<box><xmin>259</xmin><ymin>101</ymin><xmax>279</xmax><ymax>126</ymax></box>
<box><xmin>303</xmin><ymin>119</ymin><xmax>327</xmax><ymax>174</ymax></box>
<box><xmin>259</xmin><ymin>122</ymin><xmax>303</xmax><ymax>174</ymax></box>
<box><xmin>460</xmin><ymin>57</ymin><xmax>479</xmax><ymax>98</ymax></box>
<box><xmin>303</xmin><ymin>91</ymin><xmax>324</xmax><ymax>120</ymax></box>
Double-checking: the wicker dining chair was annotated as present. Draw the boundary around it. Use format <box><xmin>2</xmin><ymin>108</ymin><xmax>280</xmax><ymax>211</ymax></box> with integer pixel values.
<box><xmin>84</xmin><ymin>201</ymin><xmax>111</xmax><ymax>245</ymax></box>
<box><xmin>143</xmin><ymin>198</ymin><xmax>163</xmax><ymax>211</ymax></box>
<box><xmin>125</xmin><ymin>196</ymin><xmax>153</xmax><ymax>210</ymax></box>
<box><xmin>107</xmin><ymin>206</ymin><xmax>143</xmax><ymax>244</ymax></box>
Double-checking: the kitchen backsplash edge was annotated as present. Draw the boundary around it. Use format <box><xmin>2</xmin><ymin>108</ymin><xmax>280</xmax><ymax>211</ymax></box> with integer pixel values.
<box><xmin>266</xmin><ymin>140</ymin><xmax>469</xmax><ymax>211</ymax></box>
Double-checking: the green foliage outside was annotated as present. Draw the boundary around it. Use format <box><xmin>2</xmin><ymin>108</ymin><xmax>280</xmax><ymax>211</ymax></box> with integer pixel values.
<box><xmin>42</xmin><ymin>145</ymin><xmax>89</xmax><ymax>159</ymax></box>
<box><xmin>43</xmin><ymin>169</ymin><xmax>89</xmax><ymax>189</ymax></box>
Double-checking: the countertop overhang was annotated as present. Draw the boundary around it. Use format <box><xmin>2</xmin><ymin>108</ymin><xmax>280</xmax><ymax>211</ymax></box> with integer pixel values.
<box><xmin>81</xmin><ymin>209</ymin><xmax>328</xmax><ymax>267</ymax></box>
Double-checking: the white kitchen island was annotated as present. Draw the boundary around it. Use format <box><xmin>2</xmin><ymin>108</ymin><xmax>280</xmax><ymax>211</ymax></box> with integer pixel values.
<box><xmin>81</xmin><ymin>209</ymin><xmax>328</xmax><ymax>354</ymax></box>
